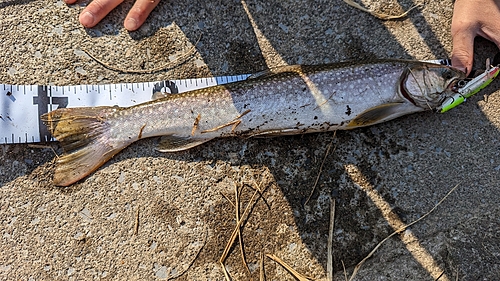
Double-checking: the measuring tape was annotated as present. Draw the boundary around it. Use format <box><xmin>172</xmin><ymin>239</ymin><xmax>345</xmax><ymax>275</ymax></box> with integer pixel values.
<box><xmin>0</xmin><ymin>59</ymin><xmax>452</xmax><ymax>145</ymax></box>
<box><xmin>0</xmin><ymin>74</ymin><xmax>251</xmax><ymax>144</ymax></box>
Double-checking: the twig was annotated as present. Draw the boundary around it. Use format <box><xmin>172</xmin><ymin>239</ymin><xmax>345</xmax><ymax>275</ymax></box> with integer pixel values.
<box><xmin>348</xmin><ymin>183</ymin><xmax>460</xmax><ymax>281</ymax></box>
<box><xmin>82</xmin><ymin>34</ymin><xmax>202</xmax><ymax>74</ymax></box>
<box><xmin>343</xmin><ymin>0</ymin><xmax>422</xmax><ymax>20</ymax></box>
<box><xmin>327</xmin><ymin>198</ymin><xmax>336</xmax><ymax>281</ymax></box>
<box><xmin>305</xmin><ymin>131</ymin><xmax>337</xmax><ymax>205</ymax></box>
<box><xmin>266</xmin><ymin>254</ymin><xmax>315</xmax><ymax>281</ymax></box>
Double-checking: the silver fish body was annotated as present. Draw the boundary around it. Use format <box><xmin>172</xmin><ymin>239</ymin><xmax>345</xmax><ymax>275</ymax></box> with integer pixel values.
<box><xmin>43</xmin><ymin>60</ymin><xmax>464</xmax><ymax>185</ymax></box>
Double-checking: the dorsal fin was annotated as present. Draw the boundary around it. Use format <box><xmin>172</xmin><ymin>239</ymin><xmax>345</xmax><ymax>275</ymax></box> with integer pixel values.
<box><xmin>247</xmin><ymin>65</ymin><xmax>304</xmax><ymax>80</ymax></box>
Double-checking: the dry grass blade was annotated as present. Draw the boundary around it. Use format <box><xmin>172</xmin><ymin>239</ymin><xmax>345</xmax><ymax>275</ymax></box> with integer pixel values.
<box><xmin>342</xmin><ymin>260</ymin><xmax>347</xmax><ymax>281</ymax></box>
<box><xmin>28</xmin><ymin>143</ymin><xmax>59</xmax><ymax>159</ymax></box>
<box><xmin>219</xmin><ymin>177</ymin><xmax>271</xmax><ymax>280</ymax></box>
<box><xmin>327</xmin><ymin>198</ymin><xmax>336</xmax><ymax>281</ymax></box>
<box><xmin>171</xmin><ymin>226</ymin><xmax>208</xmax><ymax>280</ymax></box>
<box><xmin>305</xmin><ymin>131</ymin><xmax>337</xmax><ymax>205</ymax></box>
<box><xmin>243</xmin><ymin>173</ymin><xmax>272</xmax><ymax>211</ymax></box>
<box><xmin>348</xmin><ymin>183</ymin><xmax>460</xmax><ymax>281</ymax></box>
<box><xmin>235</xmin><ymin>183</ymin><xmax>252</xmax><ymax>277</ymax></box>
<box><xmin>82</xmin><ymin>34</ymin><xmax>201</xmax><ymax>74</ymax></box>
<box><xmin>220</xmin><ymin>188</ymin><xmax>259</xmax><ymax>279</ymax></box>
<box><xmin>482</xmin><ymin>241</ymin><xmax>500</xmax><ymax>263</ymax></box>
<box><xmin>260</xmin><ymin>252</ymin><xmax>266</xmax><ymax>281</ymax></box>
<box><xmin>266</xmin><ymin>254</ymin><xmax>315</xmax><ymax>281</ymax></box>
<box><xmin>221</xmin><ymin>262</ymin><xmax>231</xmax><ymax>281</ymax></box>
<box><xmin>343</xmin><ymin>0</ymin><xmax>422</xmax><ymax>20</ymax></box>
<box><xmin>221</xmin><ymin>192</ymin><xmax>236</xmax><ymax>209</ymax></box>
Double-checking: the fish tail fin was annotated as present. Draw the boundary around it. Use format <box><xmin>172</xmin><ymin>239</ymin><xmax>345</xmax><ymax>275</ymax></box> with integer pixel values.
<box><xmin>42</xmin><ymin>107</ymin><xmax>126</xmax><ymax>186</ymax></box>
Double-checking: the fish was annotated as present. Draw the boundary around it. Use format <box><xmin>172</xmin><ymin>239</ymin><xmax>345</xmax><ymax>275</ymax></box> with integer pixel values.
<box><xmin>42</xmin><ymin>60</ymin><xmax>465</xmax><ymax>186</ymax></box>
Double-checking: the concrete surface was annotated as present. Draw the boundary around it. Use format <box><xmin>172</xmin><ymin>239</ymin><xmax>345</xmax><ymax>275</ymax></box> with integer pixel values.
<box><xmin>1</xmin><ymin>0</ymin><xmax>500</xmax><ymax>280</ymax></box>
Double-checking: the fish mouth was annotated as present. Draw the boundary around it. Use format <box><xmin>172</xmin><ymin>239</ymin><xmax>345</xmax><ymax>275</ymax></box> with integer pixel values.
<box><xmin>448</xmin><ymin>78</ymin><xmax>467</xmax><ymax>93</ymax></box>
<box><xmin>447</xmin><ymin>67</ymin><xmax>489</xmax><ymax>93</ymax></box>
<box><xmin>399</xmin><ymin>68</ymin><xmax>463</xmax><ymax>109</ymax></box>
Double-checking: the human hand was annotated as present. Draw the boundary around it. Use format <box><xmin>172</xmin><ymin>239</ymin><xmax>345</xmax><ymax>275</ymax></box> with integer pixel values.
<box><xmin>65</xmin><ymin>0</ymin><xmax>160</xmax><ymax>31</ymax></box>
<box><xmin>451</xmin><ymin>0</ymin><xmax>500</xmax><ymax>75</ymax></box>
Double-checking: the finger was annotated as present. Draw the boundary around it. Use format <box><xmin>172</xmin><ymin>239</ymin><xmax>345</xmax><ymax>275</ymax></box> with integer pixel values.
<box><xmin>124</xmin><ymin>0</ymin><xmax>160</xmax><ymax>31</ymax></box>
<box><xmin>79</xmin><ymin>0</ymin><xmax>125</xmax><ymax>28</ymax></box>
<box><xmin>64</xmin><ymin>0</ymin><xmax>78</xmax><ymax>4</ymax></box>
<box><xmin>451</xmin><ymin>27</ymin><xmax>475</xmax><ymax>75</ymax></box>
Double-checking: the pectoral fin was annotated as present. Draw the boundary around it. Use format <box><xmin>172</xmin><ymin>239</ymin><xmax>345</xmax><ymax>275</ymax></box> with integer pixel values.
<box><xmin>156</xmin><ymin>135</ymin><xmax>212</xmax><ymax>152</ymax></box>
<box><xmin>347</xmin><ymin>103</ymin><xmax>419</xmax><ymax>128</ymax></box>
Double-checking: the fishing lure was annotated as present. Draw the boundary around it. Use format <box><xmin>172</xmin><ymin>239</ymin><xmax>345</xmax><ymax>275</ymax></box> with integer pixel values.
<box><xmin>438</xmin><ymin>57</ymin><xmax>500</xmax><ymax>113</ymax></box>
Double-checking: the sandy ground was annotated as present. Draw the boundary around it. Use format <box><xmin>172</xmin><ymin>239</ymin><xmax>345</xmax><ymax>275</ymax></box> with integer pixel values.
<box><xmin>1</xmin><ymin>0</ymin><xmax>500</xmax><ymax>280</ymax></box>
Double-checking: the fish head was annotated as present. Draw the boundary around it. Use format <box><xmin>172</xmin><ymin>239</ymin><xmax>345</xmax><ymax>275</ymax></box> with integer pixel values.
<box><xmin>400</xmin><ymin>64</ymin><xmax>466</xmax><ymax>109</ymax></box>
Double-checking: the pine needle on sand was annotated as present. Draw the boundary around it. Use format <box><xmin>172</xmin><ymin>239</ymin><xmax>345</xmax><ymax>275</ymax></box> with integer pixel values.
<box><xmin>305</xmin><ymin>131</ymin><xmax>337</xmax><ymax>205</ymax></box>
<box><xmin>82</xmin><ymin>34</ymin><xmax>202</xmax><ymax>74</ymax></box>
<box><xmin>348</xmin><ymin>183</ymin><xmax>460</xmax><ymax>281</ymax></box>
<box><xmin>266</xmin><ymin>254</ymin><xmax>315</xmax><ymax>281</ymax></box>
<box><xmin>260</xmin><ymin>252</ymin><xmax>266</xmax><ymax>281</ymax></box>
<box><xmin>219</xmin><ymin>169</ymin><xmax>272</xmax><ymax>280</ymax></box>
<box><xmin>327</xmin><ymin>198</ymin><xmax>336</xmax><ymax>281</ymax></box>
<box><xmin>343</xmin><ymin>0</ymin><xmax>422</xmax><ymax>20</ymax></box>
<box><xmin>234</xmin><ymin>182</ymin><xmax>252</xmax><ymax>277</ymax></box>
